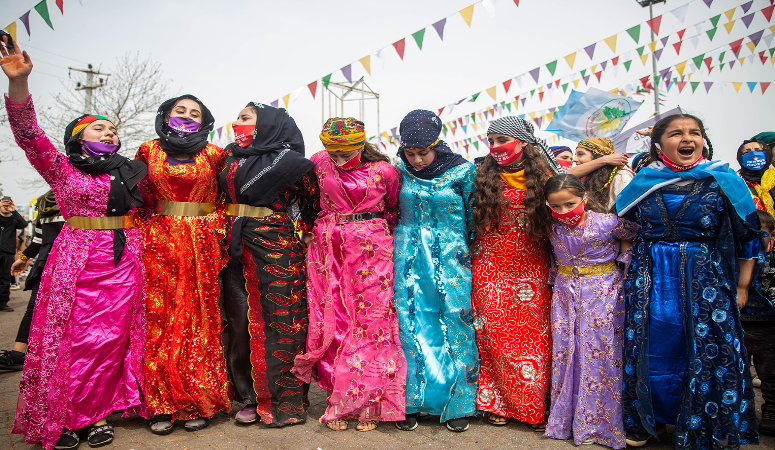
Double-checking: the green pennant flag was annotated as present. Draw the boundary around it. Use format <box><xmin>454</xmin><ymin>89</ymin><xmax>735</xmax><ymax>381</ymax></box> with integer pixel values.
<box><xmin>470</xmin><ymin>113</ymin><xmax>476</xmax><ymax>123</ymax></box>
<box><xmin>412</xmin><ymin>28</ymin><xmax>426</xmax><ymax>50</ymax></box>
<box><xmin>692</xmin><ymin>53</ymin><xmax>705</xmax><ymax>70</ymax></box>
<box><xmin>546</xmin><ymin>60</ymin><xmax>558</xmax><ymax>76</ymax></box>
<box><xmin>34</xmin><ymin>0</ymin><xmax>54</xmax><ymax>30</ymax></box>
<box><xmin>691</xmin><ymin>81</ymin><xmax>700</xmax><ymax>93</ymax></box>
<box><xmin>505</xmin><ymin>103</ymin><xmax>512</xmax><ymax>112</ymax></box>
<box><xmin>580</xmin><ymin>69</ymin><xmax>587</xmax><ymax>77</ymax></box>
<box><xmin>718</xmin><ymin>51</ymin><xmax>726</xmax><ymax>63</ymax></box>
<box><xmin>709</xmin><ymin>14</ymin><xmax>721</xmax><ymax>28</ymax></box>
<box><xmin>562</xmin><ymin>83</ymin><xmax>569</xmax><ymax>93</ymax></box>
<box><xmin>719</xmin><ymin>62</ymin><xmax>725</xmax><ymax>71</ymax></box>
<box><xmin>706</xmin><ymin>28</ymin><xmax>717</xmax><ymax>41</ymax></box>
<box><xmin>636</xmin><ymin>46</ymin><xmax>645</xmax><ymax>56</ymax></box>
<box><xmin>442</xmin><ymin>124</ymin><xmax>448</xmax><ymax>136</ymax></box>
<box><xmin>469</xmin><ymin>92</ymin><xmax>480</xmax><ymax>102</ymax></box>
<box><xmin>209</xmin><ymin>131</ymin><xmax>215</xmax><ymax>141</ymax></box>
<box><xmin>623</xmin><ymin>60</ymin><xmax>632</xmax><ymax>72</ymax></box>
<box><xmin>500</xmin><ymin>101</ymin><xmax>506</xmax><ymax>109</ymax></box>
<box><xmin>322</xmin><ymin>74</ymin><xmax>332</xmax><ymax>89</ymax></box>
<box><xmin>770</xmin><ymin>48</ymin><xmax>775</xmax><ymax>57</ymax></box>
<box><xmin>530</xmin><ymin>89</ymin><xmax>536</xmax><ymax>97</ymax></box>
<box><xmin>654</xmin><ymin>75</ymin><xmax>661</xmax><ymax>86</ymax></box>
<box><xmin>473</xmin><ymin>141</ymin><xmax>479</xmax><ymax>150</ymax></box>
<box><xmin>626</xmin><ymin>24</ymin><xmax>640</xmax><ymax>44</ymax></box>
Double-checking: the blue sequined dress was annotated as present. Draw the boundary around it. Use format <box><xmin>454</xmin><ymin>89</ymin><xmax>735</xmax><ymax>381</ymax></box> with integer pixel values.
<box><xmin>393</xmin><ymin>161</ymin><xmax>479</xmax><ymax>422</ymax></box>
<box><xmin>621</xmin><ymin>178</ymin><xmax>759</xmax><ymax>449</ymax></box>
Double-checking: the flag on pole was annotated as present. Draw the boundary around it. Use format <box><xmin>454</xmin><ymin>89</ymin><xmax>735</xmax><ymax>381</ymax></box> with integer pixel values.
<box><xmin>546</xmin><ymin>88</ymin><xmax>643</xmax><ymax>141</ymax></box>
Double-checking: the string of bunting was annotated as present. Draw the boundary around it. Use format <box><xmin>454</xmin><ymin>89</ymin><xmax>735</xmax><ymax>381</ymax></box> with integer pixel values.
<box><xmin>2</xmin><ymin>0</ymin><xmax>75</xmax><ymax>42</ymax></box>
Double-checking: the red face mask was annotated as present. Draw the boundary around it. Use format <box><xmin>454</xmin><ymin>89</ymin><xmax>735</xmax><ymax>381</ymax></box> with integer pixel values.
<box><xmin>335</xmin><ymin>151</ymin><xmax>361</xmax><ymax>170</ymax></box>
<box><xmin>557</xmin><ymin>159</ymin><xmax>574</xmax><ymax>171</ymax></box>
<box><xmin>551</xmin><ymin>198</ymin><xmax>586</xmax><ymax>227</ymax></box>
<box><xmin>489</xmin><ymin>140</ymin><xmax>523</xmax><ymax>166</ymax></box>
<box><xmin>233</xmin><ymin>124</ymin><xmax>255</xmax><ymax>148</ymax></box>
<box><xmin>658</xmin><ymin>152</ymin><xmax>704</xmax><ymax>172</ymax></box>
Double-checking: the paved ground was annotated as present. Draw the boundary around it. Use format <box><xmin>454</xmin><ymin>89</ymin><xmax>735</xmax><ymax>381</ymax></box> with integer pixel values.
<box><xmin>1</xmin><ymin>288</ymin><xmax>773</xmax><ymax>450</ymax></box>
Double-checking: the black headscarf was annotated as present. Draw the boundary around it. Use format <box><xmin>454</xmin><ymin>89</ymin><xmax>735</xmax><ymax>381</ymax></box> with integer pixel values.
<box><xmin>224</xmin><ymin>102</ymin><xmax>314</xmax><ymax>259</ymax></box>
<box><xmin>64</xmin><ymin>115</ymin><xmax>147</xmax><ymax>265</ymax></box>
<box><xmin>397</xmin><ymin>109</ymin><xmax>467</xmax><ymax>179</ymax></box>
<box><xmin>154</xmin><ymin>94</ymin><xmax>215</xmax><ymax>156</ymax></box>
<box><xmin>737</xmin><ymin>139</ymin><xmax>772</xmax><ymax>185</ymax></box>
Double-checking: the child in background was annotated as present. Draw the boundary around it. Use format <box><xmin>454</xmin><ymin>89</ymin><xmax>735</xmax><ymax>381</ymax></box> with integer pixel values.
<box><xmin>544</xmin><ymin>174</ymin><xmax>638</xmax><ymax>449</ymax></box>
<box><xmin>740</xmin><ymin>210</ymin><xmax>775</xmax><ymax>436</ymax></box>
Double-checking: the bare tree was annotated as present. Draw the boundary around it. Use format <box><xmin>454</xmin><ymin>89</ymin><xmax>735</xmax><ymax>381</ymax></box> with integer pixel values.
<box><xmin>17</xmin><ymin>52</ymin><xmax>170</xmax><ymax>190</ymax></box>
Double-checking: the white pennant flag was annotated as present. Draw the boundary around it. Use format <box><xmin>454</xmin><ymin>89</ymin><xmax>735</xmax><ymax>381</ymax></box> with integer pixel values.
<box><xmin>692</xmin><ymin>23</ymin><xmax>704</xmax><ymax>37</ymax></box>
<box><xmin>376</xmin><ymin>47</ymin><xmax>389</xmax><ymax>68</ymax></box>
<box><xmin>611</xmin><ymin>64</ymin><xmax>620</xmax><ymax>78</ymax></box>
<box><xmin>463</xmin><ymin>115</ymin><xmax>470</xmax><ymax>126</ymax></box>
<box><xmin>291</xmin><ymin>87</ymin><xmax>304</xmax><ymax>101</ymax></box>
<box><xmin>763</xmin><ymin>34</ymin><xmax>774</xmax><ymax>48</ymax></box>
<box><xmin>669</xmin><ymin>2</ymin><xmax>690</xmax><ymax>24</ymax></box>
<box><xmin>515</xmin><ymin>74</ymin><xmax>526</xmax><ymax>88</ymax></box>
<box><xmin>482</xmin><ymin>0</ymin><xmax>497</xmax><ymax>17</ymax></box>
<box><xmin>688</xmin><ymin>35</ymin><xmax>701</xmax><ymax>49</ymax></box>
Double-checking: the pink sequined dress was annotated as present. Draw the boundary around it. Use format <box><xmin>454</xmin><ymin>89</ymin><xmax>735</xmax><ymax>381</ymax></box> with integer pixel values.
<box><xmin>292</xmin><ymin>152</ymin><xmax>407</xmax><ymax>423</ymax></box>
<box><xmin>6</xmin><ymin>95</ymin><xmax>147</xmax><ymax>450</ymax></box>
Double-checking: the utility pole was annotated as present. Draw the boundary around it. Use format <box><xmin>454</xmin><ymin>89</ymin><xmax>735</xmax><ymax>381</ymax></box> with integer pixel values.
<box><xmin>68</xmin><ymin>64</ymin><xmax>110</xmax><ymax>113</ymax></box>
<box><xmin>636</xmin><ymin>0</ymin><xmax>665</xmax><ymax>116</ymax></box>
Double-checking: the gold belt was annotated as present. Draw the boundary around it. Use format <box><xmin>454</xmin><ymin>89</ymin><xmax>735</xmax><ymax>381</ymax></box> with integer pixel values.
<box><xmin>154</xmin><ymin>200</ymin><xmax>216</xmax><ymax>217</ymax></box>
<box><xmin>557</xmin><ymin>261</ymin><xmax>619</xmax><ymax>277</ymax></box>
<box><xmin>66</xmin><ymin>215</ymin><xmax>137</xmax><ymax>230</ymax></box>
<box><xmin>225</xmin><ymin>203</ymin><xmax>274</xmax><ymax>218</ymax></box>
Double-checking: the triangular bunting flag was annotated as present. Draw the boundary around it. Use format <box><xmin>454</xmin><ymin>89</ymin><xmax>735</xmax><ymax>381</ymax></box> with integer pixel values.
<box><xmin>762</xmin><ymin>82</ymin><xmax>771</xmax><ymax>94</ymax></box>
<box><xmin>322</xmin><ymin>74</ymin><xmax>332</xmax><ymax>89</ymax></box>
<box><xmin>749</xmin><ymin>30</ymin><xmax>764</xmax><ymax>47</ymax></box>
<box><xmin>359</xmin><ymin>56</ymin><xmax>371</xmax><ymax>75</ymax></box>
<box><xmin>583</xmin><ymin>74</ymin><xmax>591</xmax><ymax>85</ymax></box>
<box><xmin>573</xmin><ymin>79</ymin><xmax>581</xmax><ymax>88</ymax></box>
<box><xmin>469</xmin><ymin>92</ymin><xmax>481</xmax><ymax>102</ymax></box>
<box><xmin>308</xmin><ymin>80</ymin><xmax>318</xmax><ymax>99</ymax></box>
<box><xmin>654</xmin><ymin>48</ymin><xmax>664</xmax><ymax>60</ymax></box>
<box><xmin>604</xmin><ymin>34</ymin><xmax>618</xmax><ymax>53</ymax></box>
<box><xmin>581</xmin><ymin>69</ymin><xmax>587</xmax><ymax>78</ymax></box>
<box><xmin>626</xmin><ymin>25</ymin><xmax>640</xmax><ymax>44</ymax></box>
<box><xmin>762</xmin><ymin>5</ymin><xmax>775</xmax><ymax>22</ymax></box>
<box><xmin>648</xmin><ymin>41</ymin><xmax>657</xmax><ymax>53</ymax></box>
<box><xmin>733</xmin><ymin>82</ymin><xmax>743</xmax><ymax>93</ymax></box>
<box><xmin>565</xmin><ymin>52</ymin><xmax>577</xmax><ymax>69</ymax></box>
<box><xmin>646</xmin><ymin>15</ymin><xmax>663</xmax><ymax>35</ymax></box>
<box><xmin>640</xmin><ymin>53</ymin><xmax>649</xmax><ymax>65</ymax></box>
<box><xmin>691</xmin><ymin>81</ymin><xmax>700</xmax><ymax>92</ymax></box>
<box><xmin>19</xmin><ymin>11</ymin><xmax>31</xmax><ymax>37</ymax></box>
<box><xmin>529</xmin><ymin>67</ymin><xmax>540</xmax><ymax>83</ymax></box>
<box><xmin>724</xmin><ymin>20</ymin><xmax>736</xmax><ymax>34</ymax></box>
<box><xmin>692</xmin><ymin>53</ymin><xmax>706</xmax><ymax>70</ymax></box>
<box><xmin>612</xmin><ymin>56</ymin><xmax>619</xmax><ymax>65</ymax></box>
<box><xmin>741</xmin><ymin>14</ymin><xmax>755</xmax><ymax>29</ymax></box>
<box><xmin>56</xmin><ymin>0</ymin><xmax>63</xmax><ymax>14</ymax></box>
<box><xmin>341</xmin><ymin>64</ymin><xmax>352</xmax><ymax>83</ymax></box>
<box><xmin>4</xmin><ymin>23</ymin><xmax>16</xmax><ymax>42</ymax></box>
<box><xmin>624</xmin><ymin>60</ymin><xmax>632</xmax><ymax>72</ymax></box>
<box><xmin>746</xmin><ymin>41</ymin><xmax>757</xmax><ymax>54</ymax></box>
<box><xmin>702</xmin><ymin>0</ymin><xmax>714</xmax><ymax>7</ymax></box>
<box><xmin>724</xmin><ymin>8</ymin><xmax>737</xmax><ymax>22</ymax></box>
<box><xmin>539</xmin><ymin>91</ymin><xmax>545</xmax><ymax>101</ymax></box>
<box><xmin>459</xmin><ymin>4</ymin><xmax>475</xmax><ymax>27</ymax></box>
<box><xmin>282</xmin><ymin>94</ymin><xmax>291</xmax><ymax>108</ymax></box>
<box><xmin>747</xmin><ymin>81</ymin><xmax>758</xmax><ymax>92</ymax></box>
<box><xmin>594</xmin><ymin>71</ymin><xmax>602</xmax><ymax>82</ymax></box>
<box><xmin>562</xmin><ymin>83</ymin><xmax>569</xmax><ymax>93</ymax></box>
<box><xmin>486</xmin><ymin>86</ymin><xmax>497</xmax><ymax>101</ymax></box>
<box><xmin>584</xmin><ymin>43</ymin><xmax>597</xmax><ymax>59</ymax></box>
<box><xmin>704</xmin><ymin>82</ymin><xmax>713</xmax><ymax>93</ymax></box>
<box><xmin>730</xmin><ymin>38</ymin><xmax>745</xmax><ymax>56</ymax></box>
<box><xmin>678</xmin><ymin>28</ymin><xmax>687</xmax><ymax>40</ymax></box>
<box><xmin>432</xmin><ymin>18</ymin><xmax>446</xmax><ymax>40</ymax></box>
<box><xmin>709</xmin><ymin>15</ymin><xmax>721</xmax><ymax>29</ymax></box>
<box><xmin>393</xmin><ymin>39</ymin><xmax>406</xmax><ymax>60</ymax></box>
<box><xmin>670</xmin><ymin>3</ymin><xmax>690</xmax><ymax>23</ymax></box>
<box><xmin>677</xmin><ymin>81</ymin><xmax>688</xmax><ymax>92</ymax></box>
<box><xmin>546</xmin><ymin>60</ymin><xmax>558</xmax><ymax>76</ymax></box>
<box><xmin>34</xmin><ymin>0</ymin><xmax>54</xmax><ymax>30</ymax></box>
<box><xmin>503</xmin><ymin>79</ymin><xmax>512</xmax><ymax>93</ymax></box>
<box><xmin>675</xmin><ymin>60</ymin><xmax>687</xmax><ymax>77</ymax></box>
<box><xmin>741</xmin><ymin>1</ymin><xmax>753</xmax><ymax>13</ymax></box>
<box><xmin>674</xmin><ymin>41</ymin><xmax>683</xmax><ymax>54</ymax></box>
<box><xmin>636</xmin><ymin>46</ymin><xmax>645</xmax><ymax>56</ymax></box>
<box><xmin>412</xmin><ymin>28</ymin><xmax>426</xmax><ymax>50</ymax></box>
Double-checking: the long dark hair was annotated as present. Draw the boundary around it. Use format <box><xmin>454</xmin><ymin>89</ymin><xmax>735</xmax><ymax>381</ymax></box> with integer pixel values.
<box><xmin>472</xmin><ymin>144</ymin><xmax>552</xmax><ymax>241</ymax></box>
<box><xmin>649</xmin><ymin>113</ymin><xmax>713</xmax><ymax>162</ymax></box>
<box><xmin>360</xmin><ymin>142</ymin><xmax>390</xmax><ymax>163</ymax></box>
<box><xmin>581</xmin><ymin>155</ymin><xmax>617</xmax><ymax>212</ymax></box>
<box><xmin>545</xmin><ymin>174</ymin><xmax>607</xmax><ymax>214</ymax></box>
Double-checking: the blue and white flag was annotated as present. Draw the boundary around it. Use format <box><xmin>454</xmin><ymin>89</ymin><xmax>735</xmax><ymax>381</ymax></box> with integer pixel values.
<box><xmin>547</xmin><ymin>88</ymin><xmax>643</xmax><ymax>142</ymax></box>
<box><xmin>613</xmin><ymin>106</ymin><xmax>683</xmax><ymax>154</ymax></box>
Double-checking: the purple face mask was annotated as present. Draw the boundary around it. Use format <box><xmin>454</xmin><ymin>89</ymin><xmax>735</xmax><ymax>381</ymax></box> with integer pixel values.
<box><xmin>168</xmin><ymin>116</ymin><xmax>201</xmax><ymax>137</ymax></box>
<box><xmin>81</xmin><ymin>140</ymin><xmax>119</xmax><ymax>156</ymax></box>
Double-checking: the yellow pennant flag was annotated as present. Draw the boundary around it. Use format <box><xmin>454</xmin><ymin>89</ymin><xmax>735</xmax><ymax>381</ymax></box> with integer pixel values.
<box><xmin>282</xmin><ymin>93</ymin><xmax>291</xmax><ymax>108</ymax></box>
<box><xmin>380</xmin><ymin>132</ymin><xmax>389</xmax><ymax>139</ymax></box>
<box><xmin>573</xmin><ymin>79</ymin><xmax>581</xmax><ymax>89</ymax></box>
<box><xmin>724</xmin><ymin>20</ymin><xmax>736</xmax><ymax>34</ymax></box>
<box><xmin>565</xmin><ymin>52</ymin><xmax>577</xmax><ymax>69</ymax></box>
<box><xmin>771</xmin><ymin>25</ymin><xmax>775</xmax><ymax>36</ymax></box>
<box><xmin>538</xmin><ymin>86</ymin><xmax>544</xmax><ymax>93</ymax></box>
<box><xmin>648</xmin><ymin>41</ymin><xmax>657</xmax><ymax>53</ymax></box>
<box><xmin>724</xmin><ymin>7</ymin><xmax>736</xmax><ymax>22</ymax></box>
<box><xmin>604</xmin><ymin>35</ymin><xmax>617</xmax><ymax>53</ymax></box>
<box><xmin>478</xmin><ymin>113</ymin><xmax>483</xmax><ymax>121</ymax></box>
<box><xmin>486</xmin><ymin>86</ymin><xmax>497</xmax><ymax>100</ymax></box>
<box><xmin>226</xmin><ymin>122</ymin><xmax>232</xmax><ymax>135</ymax></box>
<box><xmin>732</xmin><ymin>82</ymin><xmax>743</xmax><ymax>93</ymax></box>
<box><xmin>590</xmin><ymin>64</ymin><xmax>597</xmax><ymax>74</ymax></box>
<box><xmin>460</xmin><ymin>4</ymin><xmax>475</xmax><ymax>27</ymax></box>
<box><xmin>513</xmin><ymin>101</ymin><xmax>519</xmax><ymax>111</ymax></box>
<box><xmin>771</xmin><ymin>57</ymin><xmax>775</xmax><ymax>66</ymax></box>
<box><xmin>746</xmin><ymin>41</ymin><xmax>757</xmax><ymax>54</ymax></box>
<box><xmin>359</xmin><ymin>56</ymin><xmax>371</xmax><ymax>75</ymax></box>
<box><xmin>546</xmin><ymin>112</ymin><xmax>555</xmax><ymax>122</ymax></box>
<box><xmin>738</xmin><ymin>57</ymin><xmax>745</xmax><ymax>66</ymax></box>
<box><xmin>640</xmin><ymin>53</ymin><xmax>650</xmax><ymax>65</ymax></box>
<box><xmin>472</xmin><ymin>123</ymin><xmax>478</xmax><ymax>132</ymax></box>
<box><xmin>675</xmin><ymin>61</ymin><xmax>687</xmax><ymax>77</ymax></box>
<box><xmin>4</xmin><ymin>22</ymin><xmax>16</xmax><ymax>43</ymax></box>
<box><xmin>687</xmin><ymin>72</ymin><xmax>693</xmax><ymax>80</ymax></box>
<box><xmin>529</xmin><ymin>112</ymin><xmax>536</xmax><ymax>119</ymax></box>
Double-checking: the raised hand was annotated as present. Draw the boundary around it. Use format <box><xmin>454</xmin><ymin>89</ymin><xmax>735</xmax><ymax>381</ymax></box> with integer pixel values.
<box><xmin>0</xmin><ymin>36</ymin><xmax>33</xmax><ymax>80</ymax></box>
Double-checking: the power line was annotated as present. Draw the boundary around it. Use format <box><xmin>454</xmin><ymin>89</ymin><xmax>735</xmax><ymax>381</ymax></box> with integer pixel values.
<box><xmin>34</xmin><ymin>58</ymin><xmax>69</xmax><ymax>70</ymax></box>
<box><xmin>34</xmin><ymin>71</ymin><xmax>71</xmax><ymax>82</ymax></box>
<box><xmin>22</xmin><ymin>43</ymin><xmax>88</xmax><ymax>64</ymax></box>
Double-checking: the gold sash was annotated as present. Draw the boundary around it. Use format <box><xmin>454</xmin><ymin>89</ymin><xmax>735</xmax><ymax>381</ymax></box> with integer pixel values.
<box><xmin>225</xmin><ymin>204</ymin><xmax>274</xmax><ymax>218</ymax></box>
<box><xmin>66</xmin><ymin>215</ymin><xmax>137</xmax><ymax>230</ymax></box>
<box><xmin>557</xmin><ymin>261</ymin><xmax>618</xmax><ymax>277</ymax></box>
<box><xmin>154</xmin><ymin>200</ymin><xmax>216</xmax><ymax>217</ymax></box>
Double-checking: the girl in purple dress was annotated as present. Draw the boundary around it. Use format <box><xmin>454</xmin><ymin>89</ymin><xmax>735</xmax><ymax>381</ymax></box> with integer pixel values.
<box><xmin>544</xmin><ymin>174</ymin><xmax>638</xmax><ymax>448</ymax></box>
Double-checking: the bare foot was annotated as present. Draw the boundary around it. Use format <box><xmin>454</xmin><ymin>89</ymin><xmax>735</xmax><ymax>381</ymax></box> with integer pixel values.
<box><xmin>325</xmin><ymin>419</ymin><xmax>348</xmax><ymax>431</ymax></box>
<box><xmin>356</xmin><ymin>420</ymin><xmax>379</xmax><ymax>431</ymax></box>
<box><xmin>487</xmin><ymin>413</ymin><xmax>508</xmax><ymax>425</ymax></box>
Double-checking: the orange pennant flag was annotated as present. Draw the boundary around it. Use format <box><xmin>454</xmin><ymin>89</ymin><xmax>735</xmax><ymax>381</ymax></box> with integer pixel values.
<box><xmin>460</xmin><ymin>4</ymin><xmax>475</xmax><ymax>27</ymax></box>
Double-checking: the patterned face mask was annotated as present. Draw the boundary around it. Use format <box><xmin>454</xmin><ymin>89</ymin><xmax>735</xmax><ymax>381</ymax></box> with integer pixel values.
<box><xmin>233</xmin><ymin>124</ymin><xmax>255</xmax><ymax>148</ymax></box>
<box><xmin>550</xmin><ymin>197</ymin><xmax>587</xmax><ymax>227</ymax></box>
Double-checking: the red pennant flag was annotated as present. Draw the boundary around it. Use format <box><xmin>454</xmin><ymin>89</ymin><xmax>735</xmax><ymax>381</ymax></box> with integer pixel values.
<box><xmin>513</xmin><ymin>0</ymin><xmax>520</xmax><ymax>5</ymax></box>
<box><xmin>514</xmin><ymin>95</ymin><xmax>520</xmax><ymax>104</ymax></box>
<box><xmin>673</xmin><ymin>41</ymin><xmax>683</xmax><ymax>55</ymax></box>
<box><xmin>640</xmin><ymin>75</ymin><xmax>651</xmax><ymax>89</ymax></box>
<box><xmin>594</xmin><ymin>71</ymin><xmax>602</xmax><ymax>82</ymax></box>
<box><xmin>450</xmin><ymin>127</ymin><xmax>456</xmax><ymax>136</ymax></box>
<box><xmin>612</xmin><ymin>56</ymin><xmax>620</xmax><ymax>66</ymax></box>
<box><xmin>56</xmin><ymin>0</ymin><xmax>63</xmax><ymax>14</ymax></box>
<box><xmin>677</xmin><ymin>81</ymin><xmax>688</xmax><ymax>92</ymax></box>
<box><xmin>381</xmin><ymin>142</ymin><xmax>387</xmax><ymax>151</ymax></box>
<box><xmin>677</xmin><ymin>28</ymin><xmax>686</xmax><ymax>40</ymax></box>
<box><xmin>438</xmin><ymin>107</ymin><xmax>445</xmax><ymax>115</ymax></box>
<box><xmin>761</xmin><ymin>51</ymin><xmax>770</xmax><ymax>65</ymax></box>
<box><xmin>762</xmin><ymin>82</ymin><xmax>771</xmax><ymax>94</ymax></box>
<box><xmin>503</xmin><ymin>79</ymin><xmax>512</xmax><ymax>93</ymax></box>
<box><xmin>646</xmin><ymin>15</ymin><xmax>663</xmax><ymax>35</ymax></box>
<box><xmin>539</xmin><ymin>91</ymin><xmax>545</xmax><ymax>101</ymax></box>
<box><xmin>458</xmin><ymin>118</ymin><xmax>463</xmax><ymax>126</ymax></box>
<box><xmin>703</xmin><ymin>57</ymin><xmax>713</xmax><ymax>70</ymax></box>
<box><xmin>729</xmin><ymin>38</ymin><xmax>744</xmax><ymax>56</ymax></box>
<box><xmin>393</xmin><ymin>39</ymin><xmax>406</xmax><ymax>60</ymax></box>
<box><xmin>308</xmin><ymin>80</ymin><xmax>318</xmax><ymax>99</ymax></box>
<box><xmin>555</xmin><ymin>79</ymin><xmax>561</xmax><ymax>88</ymax></box>
<box><xmin>762</xmin><ymin>5</ymin><xmax>775</xmax><ymax>22</ymax></box>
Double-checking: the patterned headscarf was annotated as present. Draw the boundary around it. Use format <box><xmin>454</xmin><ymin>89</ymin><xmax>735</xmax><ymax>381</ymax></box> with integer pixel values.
<box><xmin>577</xmin><ymin>137</ymin><xmax>615</xmax><ymax>156</ymax></box>
<box><xmin>551</xmin><ymin>146</ymin><xmax>572</xmax><ymax>157</ymax></box>
<box><xmin>397</xmin><ymin>109</ymin><xmax>466</xmax><ymax>179</ymax></box>
<box><xmin>752</xmin><ymin>132</ymin><xmax>775</xmax><ymax>149</ymax></box>
<box><xmin>319</xmin><ymin>117</ymin><xmax>366</xmax><ymax>152</ymax></box>
<box><xmin>486</xmin><ymin>116</ymin><xmax>560</xmax><ymax>174</ymax></box>
<box><xmin>70</xmin><ymin>114</ymin><xmax>113</xmax><ymax>136</ymax></box>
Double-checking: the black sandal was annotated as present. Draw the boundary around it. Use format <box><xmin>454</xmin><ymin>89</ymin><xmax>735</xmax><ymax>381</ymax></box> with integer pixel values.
<box><xmin>150</xmin><ymin>414</ymin><xmax>174</xmax><ymax>435</ymax></box>
<box><xmin>54</xmin><ymin>429</ymin><xmax>79</xmax><ymax>450</ymax></box>
<box><xmin>87</xmin><ymin>424</ymin><xmax>114</xmax><ymax>448</ymax></box>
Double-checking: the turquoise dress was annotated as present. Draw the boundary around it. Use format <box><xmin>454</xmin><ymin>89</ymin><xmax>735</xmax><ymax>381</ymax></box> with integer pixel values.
<box><xmin>393</xmin><ymin>161</ymin><xmax>479</xmax><ymax>422</ymax></box>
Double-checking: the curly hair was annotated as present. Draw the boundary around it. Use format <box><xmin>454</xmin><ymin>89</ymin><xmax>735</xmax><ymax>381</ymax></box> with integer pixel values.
<box><xmin>649</xmin><ymin>113</ymin><xmax>713</xmax><ymax>162</ymax></box>
<box><xmin>581</xmin><ymin>155</ymin><xmax>618</xmax><ymax>213</ymax></box>
<box><xmin>544</xmin><ymin>174</ymin><xmax>607</xmax><ymax>214</ymax></box>
<box><xmin>472</xmin><ymin>144</ymin><xmax>552</xmax><ymax>241</ymax></box>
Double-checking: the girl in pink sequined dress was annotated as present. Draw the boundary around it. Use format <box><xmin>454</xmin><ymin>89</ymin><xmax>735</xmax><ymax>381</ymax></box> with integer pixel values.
<box><xmin>2</xmin><ymin>39</ymin><xmax>148</xmax><ymax>450</ymax></box>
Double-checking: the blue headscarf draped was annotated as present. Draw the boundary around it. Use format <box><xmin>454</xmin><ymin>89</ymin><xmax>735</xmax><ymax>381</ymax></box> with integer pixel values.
<box><xmin>616</xmin><ymin>160</ymin><xmax>756</xmax><ymax>220</ymax></box>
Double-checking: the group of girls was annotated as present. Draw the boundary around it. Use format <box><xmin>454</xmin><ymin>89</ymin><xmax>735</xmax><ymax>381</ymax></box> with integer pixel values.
<box><xmin>1</xmin><ymin>38</ymin><xmax>768</xmax><ymax>450</ymax></box>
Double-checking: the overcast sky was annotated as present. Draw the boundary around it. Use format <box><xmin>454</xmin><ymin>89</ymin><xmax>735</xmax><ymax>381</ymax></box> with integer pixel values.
<box><xmin>0</xmin><ymin>0</ymin><xmax>772</xmax><ymax>202</ymax></box>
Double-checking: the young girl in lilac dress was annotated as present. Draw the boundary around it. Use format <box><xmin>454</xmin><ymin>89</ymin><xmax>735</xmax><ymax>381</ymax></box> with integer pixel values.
<box><xmin>544</xmin><ymin>174</ymin><xmax>637</xmax><ymax>449</ymax></box>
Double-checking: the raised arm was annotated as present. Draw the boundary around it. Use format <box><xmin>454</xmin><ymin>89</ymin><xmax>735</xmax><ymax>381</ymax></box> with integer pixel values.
<box><xmin>566</xmin><ymin>153</ymin><xmax>629</xmax><ymax>178</ymax></box>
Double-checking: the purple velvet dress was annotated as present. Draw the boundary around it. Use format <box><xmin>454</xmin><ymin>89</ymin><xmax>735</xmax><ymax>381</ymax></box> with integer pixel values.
<box><xmin>546</xmin><ymin>212</ymin><xmax>638</xmax><ymax>449</ymax></box>
<box><xmin>6</xmin><ymin>96</ymin><xmax>147</xmax><ymax>450</ymax></box>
